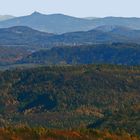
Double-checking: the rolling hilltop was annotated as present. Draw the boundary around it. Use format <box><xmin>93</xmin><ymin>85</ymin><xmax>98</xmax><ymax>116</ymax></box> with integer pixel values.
<box><xmin>0</xmin><ymin>26</ymin><xmax>53</xmax><ymax>46</ymax></box>
<box><xmin>19</xmin><ymin>43</ymin><xmax>140</xmax><ymax>66</ymax></box>
<box><xmin>0</xmin><ymin>26</ymin><xmax>122</xmax><ymax>46</ymax></box>
<box><xmin>1</xmin><ymin>25</ymin><xmax>140</xmax><ymax>47</ymax></box>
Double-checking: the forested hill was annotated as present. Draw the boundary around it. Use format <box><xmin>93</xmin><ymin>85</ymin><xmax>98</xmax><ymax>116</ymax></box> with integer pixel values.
<box><xmin>0</xmin><ymin>65</ymin><xmax>140</xmax><ymax>134</ymax></box>
<box><xmin>19</xmin><ymin>43</ymin><xmax>140</xmax><ymax>66</ymax></box>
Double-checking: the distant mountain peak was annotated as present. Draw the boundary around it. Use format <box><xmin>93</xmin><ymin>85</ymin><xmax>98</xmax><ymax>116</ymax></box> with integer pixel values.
<box><xmin>31</xmin><ymin>11</ymin><xmax>43</xmax><ymax>16</ymax></box>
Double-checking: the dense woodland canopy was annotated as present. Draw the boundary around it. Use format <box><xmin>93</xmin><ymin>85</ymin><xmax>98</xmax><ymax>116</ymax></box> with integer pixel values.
<box><xmin>0</xmin><ymin>127</ymin><xmax>140</xmax><ymax>140</ymax></box>
<box><xmin>0</xmin><ymin>65</ymin><xmax>140</xmax><ymax>136</ymax></box>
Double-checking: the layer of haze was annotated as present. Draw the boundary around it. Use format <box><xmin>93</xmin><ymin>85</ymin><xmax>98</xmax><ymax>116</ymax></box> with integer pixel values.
<box><xmin>0</xmin><ymin>0</ymin><xmax>140</xmax><ymax>17</ymax></box>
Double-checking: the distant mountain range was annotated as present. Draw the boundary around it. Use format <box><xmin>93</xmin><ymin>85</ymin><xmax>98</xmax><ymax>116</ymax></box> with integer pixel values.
<box><xmin>1</xmin><ymin>12</ymin><xmax>140</xmax><ymax>33</ymax></box>
<box><xmin>1</xmin><ymin>14</ymin><xmax>140</xmax><ymax>66</ymax></box>
<box><xmin>1</xmin><ymin>25</ymin><xmax>140</xmax><ymax>47</ymax></box>
<box><xmin>0</xmin><ymin>12</ymin><xmax>95</xmax><ymax>34</ymax></box>
<box><xmin>0</xmin><ymin>15</ymin><xmax>14</xmax><ymax>21</ymax></box>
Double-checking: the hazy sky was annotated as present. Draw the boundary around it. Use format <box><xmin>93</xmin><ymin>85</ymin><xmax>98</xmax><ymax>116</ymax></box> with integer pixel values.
<box><xmin>0</xmin><ymin>0</ymin><xmax>140</xmax><ymax>17</ymax></box>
